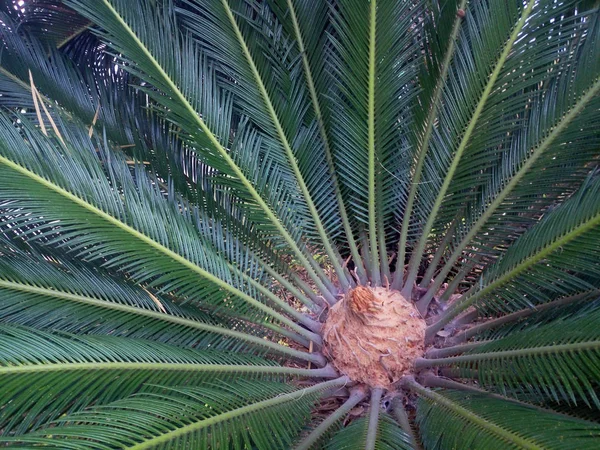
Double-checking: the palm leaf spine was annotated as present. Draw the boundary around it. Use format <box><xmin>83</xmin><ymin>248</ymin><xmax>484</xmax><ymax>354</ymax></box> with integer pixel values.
<box><xmin>367</xmin><ymin>0</ymin><xmax>382</xmax><ymax>285</ymax></box>
<box><xmin>220</xmin><ymin>0</ymin><xmax>352</xmax><ymax>291</ymax></box>
<box><xmin>401</xmin><ymin>0</ymin><xmax>536</xmax><ymax>298</ymax></box>
<box><xmin>365</xmin><ymin>387</ymin><xmax>383</xmax><ymax>450</ymax></box>
<box><xmin>376</xmin><ymin>169</ymin><xmax>391</xmax><ymax>283</ymax></box>
<box><xmin>97</xmin><ymin>0</ymin><xmax>337</xmax><ymax>303</ymax></box>
<box><xmin>419</xmin><ymin>220</ymin><xmax>458</xmax><ymax>289</ymax></box>
<box><xmin>435</xmin><ymin>262</ymin><xmax>479</xmax><ymax>309</ymax></box>
<box><xmin>0</xmin><ymin>279</ymin><xmax>324</xmax><ymax>361</ymax></box>
<box><xmin>294</xmin><ymin>387</ymin><xmax>367</xmax><ymax>450</ymax></box>
<box><xmin>392</xmin><ymin>0</ymin><xmax>469</xmax><ymax>291</ymax></box>
<box><xmin>0</xmin><ymin>362</ymin><xmax>336</xmax><ymax>378</ymax></box>
<box><xmin>127</xmin><ymin>376</ymin><xmax>350</xmax><ymax>450</ymax></box>
<box><xmin>425</xmin><ymin>341</ymin><xmax>487</xmax><ymax>359</ymax></box>
<box><xmin>402</xmin><ymin>376</ymin><xmax>543</xmax><ymax>449</ymax></box>
<box><xmin>391</xmin><ymin>397</ymin><xmax>420</xmax><ymax>449</ymax></box>
<box><xmin>359</xmin><ymin>227</ymin><xmax>374</xmax><ymax>280</ymax></box>
<box><xmin>415</xmin><ymin>340</ymin><xmax>600</xmax><ymax>369</ymax></box>
<box><xmin>237</xmin><ymin>268</ymin><xmax>320</xmax><ymax>331</ymax></box>
<box><xmin>289</xmin><ymin>271</ymin><xmax>325</xmax><ymax>306</ymax></box>
<box><xmin>259</xmin><ymin>259</ymin><xmax>321</xmax><ymax>312</ymax></box>
<box><xmin>285</xmin><ymin>0</ymin><xmax>367</xmax><ymax>284</ymax></box>
<box><xmin>0</xmin><ymin>154</ymin><xmax>319</xmax><ymax>343</ymax></box>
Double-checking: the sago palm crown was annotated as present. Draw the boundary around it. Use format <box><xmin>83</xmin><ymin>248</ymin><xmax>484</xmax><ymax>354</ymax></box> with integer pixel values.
<box><xmin>0</xmin><ymin>0</ymin><xmax>599</xmax><ymax>448</ymax></box>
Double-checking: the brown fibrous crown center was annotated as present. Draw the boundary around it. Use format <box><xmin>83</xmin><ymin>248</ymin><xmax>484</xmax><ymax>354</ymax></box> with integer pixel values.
<box><xmin>322</xmin><ymin>286</ymin><xmax>426</xmax><ymax>388</ymax></box>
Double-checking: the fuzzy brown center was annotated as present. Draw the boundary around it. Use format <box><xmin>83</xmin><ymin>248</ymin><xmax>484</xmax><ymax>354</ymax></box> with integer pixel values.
<box><xmin>322</xmin><ymin>286</ymin><xmax>426</xmax><ymax>388</ymax></box>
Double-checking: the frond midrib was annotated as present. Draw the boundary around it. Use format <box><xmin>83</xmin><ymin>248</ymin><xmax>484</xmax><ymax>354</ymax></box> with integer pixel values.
<box><xmin>127</xmin><ymin>377</ymin><xmax>349</xmax><ymax>450</ymax></box>
<box><xmin>0</xmin><ymin>361</ymin><xmax>327</xmax><ymax>377</ymax></box>
<box><xmin>0</xmin><ymin>153</ymin><xmax>316</xmax><ymax>341</ymax></box>
<box><xmin>405</xmin><ymin>378</ymin><xmax>543</xmax><ymax>450</ymax></box>
<box><xmin>219</xmin><ymin>0</ymin><xmax>351</xmax><ymax>291</ymax></box>
<box><xmin>365</xmin><ymin>387</ymin><xmax>383</xmax><ymax>450</ymax></box>
<box><xmin>417</xmin><ymin>340</ymin><xmax>600</xmax><ymax>367</ymax></box>
<box><xmin>94</xmin><ymin>0</ymin><xmax>335</xmax><ymax>301</ymax></box>
<box><xmin>402</xmin><ymin>0</ymin><xmax>536</xmax><ymax>296</ymax></box>
<box><xmin>0</xmin><ymin>279</ymin><xmax>320</xmax><ymax>363</ymax></box>
<box><xmin>367</xmin><ymin>0</ymin><xmax>381</xmax><ymax>285</ymax></box>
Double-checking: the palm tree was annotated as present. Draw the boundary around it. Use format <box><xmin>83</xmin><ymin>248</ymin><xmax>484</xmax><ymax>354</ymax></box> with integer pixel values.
<box><xmin>0</xmin><ymin>0</ymin><xmax>599</xmax><ymax>447</ymax></box>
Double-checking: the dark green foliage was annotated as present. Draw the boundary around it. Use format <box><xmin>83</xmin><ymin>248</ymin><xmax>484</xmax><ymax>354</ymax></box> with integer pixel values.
<box><xmin>325</xmin><ymin>414</ymin><xmax>413</xmax><ymax>450</ymax></box>
<box><xmin>417</xmin><ymin>390</ymin><xmax>600</xmax><ymax>450</ymax></box>
<box><xmin>0</xmin><ymin>0</ymin><xmax>599</xmax><ymax>448</ymax></box>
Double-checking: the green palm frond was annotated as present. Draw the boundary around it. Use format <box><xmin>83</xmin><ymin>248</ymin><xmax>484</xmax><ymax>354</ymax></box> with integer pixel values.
<box><xmin>326</xmin><ymin>0</ymin><xmax>423</xmax><ymax>283</ymax></box>
<box><xmin>416</xmin><ymin>5</ymin><xmax>600</xmax><ymax>308</ymax></box>
<box><xmin>324</xmin><ymin>413</ymin><xmax>414</xmax><ymax>450</ymax></box>
<box><xmin>3</xmin><ymin>378</ymin><xmax>347</xmax><ymax>448</ymax></box>
<box><xmin>430</xmin><ymin>171</ymin><xmax>600</xmax><ymax>336</ymax></box>
<box><xmin>0</xmin><ymin>112</ymin><xmax>323</xmax><ymax>340</ymax></box>
<box><xmin>419</xmin><ymin>304</ymin><xmax>600</xmax><ymax>409</ymax></box>
<box><xmin>62</xmin><ymin>0</ymin><xmax>343</xmax><ymax>303</ymax></box>
<box><xmin>179</xmin><ymin>0</ymin><xmax>354</xmax><ymax>290</ymax></box>
<box><xmin>452</xmin><ymin>291</ymin><xmax>600</xmax><ymax>343</ymax></box>
<box><xmin>0</xmin><ymin>325</ymin><xmax>331</xmax><ymax>437</ymax></box>
<box><xmin>1</xmin><ymin>0</ymin><xmax>90</xmax><ymax>48</ymax></box>
<box><xmin>1</xmin><ymin>0</ymin><xmax>600</xmax><ymax>447</ymax></box>
<box><xmin>411</xmin><ymin>386</ymin><xmax>600</xmax><ymax>450</ymax></box>
<box><xmin>399</xmin><ymin>0</ymin><xmax>536</xmax><ymax>293</ymax></box>
<box><xmin>267</xmin><ymin>0</ymin><xmax>369</xmax><ymax>283</ymax></box>
<box><xmin>0</xmin><ymin>237</ymin><xmax>315</xmax><ymax>358</ymax></box>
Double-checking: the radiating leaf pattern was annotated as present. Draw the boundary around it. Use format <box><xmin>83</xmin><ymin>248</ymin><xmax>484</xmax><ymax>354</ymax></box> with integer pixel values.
<box><xmin>0</xmin><ymin>0</ymin><xmax>599</xmax><ymax>448</ymax></box>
